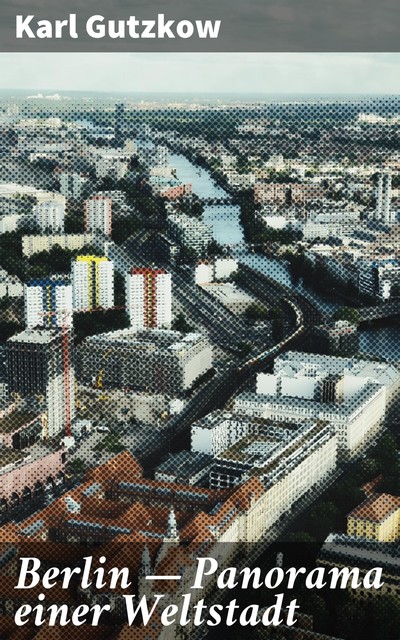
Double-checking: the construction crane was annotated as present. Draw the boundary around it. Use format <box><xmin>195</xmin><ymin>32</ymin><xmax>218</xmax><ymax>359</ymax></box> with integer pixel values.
<box><xmin>41</xmin><ymin>303</ymin><xmax>130</xmax><ymax>437</ymax></box>
<box><xmin>95</xmin><ymin>369</ymin><xmax>103</xmax><ymax>390</ymax></box>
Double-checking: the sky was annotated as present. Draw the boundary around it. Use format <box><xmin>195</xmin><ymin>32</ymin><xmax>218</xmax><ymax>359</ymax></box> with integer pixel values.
<box><xmin>0</xmin><ymin>53</ymin><xmax>400</xmax><ymax>95</ymax></box>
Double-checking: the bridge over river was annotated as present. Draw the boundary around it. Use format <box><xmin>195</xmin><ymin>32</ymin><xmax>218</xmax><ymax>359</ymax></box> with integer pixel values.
<box><xmin>198</xmin><ymin>196</ymin><xmax>236</xmax><ymax>206</ymax></box>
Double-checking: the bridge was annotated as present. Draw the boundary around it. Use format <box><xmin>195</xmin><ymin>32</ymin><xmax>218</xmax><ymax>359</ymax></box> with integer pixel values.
<box><xmin>199</xmin><ymin>196</ymin><xmax>236</xmax><ymax>206</ymax></box>
<box><xmin>359</xmin><ymin>301</ymin><xmax>400</xmax><ymax>322</ymax></box>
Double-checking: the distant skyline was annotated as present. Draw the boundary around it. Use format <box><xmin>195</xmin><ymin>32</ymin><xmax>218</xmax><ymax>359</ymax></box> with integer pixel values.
<box><xmin>0</xmin><ymin>53</ymin><xmax>400</xmax><ymax>95</ymax></box>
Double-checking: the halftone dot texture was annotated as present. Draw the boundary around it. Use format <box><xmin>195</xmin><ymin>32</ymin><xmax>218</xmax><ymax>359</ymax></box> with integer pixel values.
<box><xmin>0</xmin><ymin>96</ymin><xmax>399</xmax><ymax>639</ymax></box>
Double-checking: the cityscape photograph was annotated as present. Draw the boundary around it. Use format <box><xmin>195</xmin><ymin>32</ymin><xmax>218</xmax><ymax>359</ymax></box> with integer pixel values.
<box><xmin>0</xmin><ymin>53</ymin><xmax>399</xmax><ymax>639</ymax></box>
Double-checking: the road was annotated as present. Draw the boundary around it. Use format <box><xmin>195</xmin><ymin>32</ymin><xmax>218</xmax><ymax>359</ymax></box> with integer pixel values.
<box><xmin>139</xmin><ymin>267</ymin><xmax>321</xmax><ymax>472</ymax></box>
<box><xmin>91</xmin><ymin>235</ymin><xmax>322</xmax><ymax>474</ymax></box>
<box><xmin>171</xmin><ymin>271</ymin><xmax>255</xmax><ymax>345</ymax></box>
<box><xmin>107</xmin><ymin>234</ymin><xmax>265</xmax><ymax>348</ymax></box>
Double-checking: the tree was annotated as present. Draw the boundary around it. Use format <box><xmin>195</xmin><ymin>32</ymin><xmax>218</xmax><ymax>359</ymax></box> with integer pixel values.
<box><xmin>191</xmin><ymin>200</ymin><xmax>204</xmax><ymax>218</ymax></box>
<box><xmin>66</xmin><ymin>458</ymin><xmax>86</xmax><ymax>478</ymax></box>
<box><xmin>372</xmin><ymin>594</ymin><xmax>400</xmax><ymax>638</ymax></box>
<box><xmin>309</xmin><ymin>502</ymin><xmax>339</xmax><ymax>540</ymax></box>
<box><xmin>336</xmin><ymin>597</ymin><xmax>368</xmax><ymax>640</ymax></box>
<box><xmin>372</xmin><ymin>432</ymin><xmax>398</xmax><ymax>466</ymax></box>
<box><xmin>73</xmin><ymin>309</ymin><xmax>130</xmax><ymax>343</ymax></box>
<box><xmin>0</xmin><ymin>320</ymin><xmax>22</xmax><ymax>342</ymax></box>
<box><xmin>111</xmin><ymin>217</ymin><xmax>142</xmax><ymax>243</ymax></box>
<box><xmin>235</xmin><ymin>341</ymin><xmax>253</xmax><ymax>357</ymax></box>
<box><xmin>179</xmin><ymin>245</ymin><xmax>198</xmax><ymax>265</ymax></box>
<box><xmin>207</xmin><ymin>240</ymin><xmax>225</xmax><ymax>257</ymax></box>
<box><xmin>171</xmin><ymin>312</ymin><xmax>193</xmax><ymax>334</ymax></box>
<box><xmin>245</xmin><ymin>303</ymin><xmax>269</xmax><ymax>322</ymax></box>
<box><xmin>65</xmin><ymin>213</ymin><xmax>84</xmax><ymax>233</ymax></box>
<box><xmin>282</xmin><ymin>532</ymin><xmax>319</xmax><ymax>567</ymax></box>
<box><xmin>328</xmin><ymin>478</ymin><xmax>365</xmax><ymax>515</ymax></box>
<box><xmin>334</xmin><ymin>306</ymin><xmax>361</xmax><ymax>326</ymax></box>
<box><xmin>359</xmin><ymin>457</ymin><xmax>381</xmax><ymax>481</ymax></box>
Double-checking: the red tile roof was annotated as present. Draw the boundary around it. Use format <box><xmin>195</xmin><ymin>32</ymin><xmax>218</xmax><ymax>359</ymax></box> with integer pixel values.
<box><xmin>348</xmin><ymin>493</ymin><xmax>400</xmax><ymax>523</ymax></box>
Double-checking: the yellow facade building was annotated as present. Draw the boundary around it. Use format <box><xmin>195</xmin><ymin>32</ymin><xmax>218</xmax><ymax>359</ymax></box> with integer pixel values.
<box><xmin>347</xmin><ymin>493</ymin><xmax>400</xmax><ymax>542</ymax></box>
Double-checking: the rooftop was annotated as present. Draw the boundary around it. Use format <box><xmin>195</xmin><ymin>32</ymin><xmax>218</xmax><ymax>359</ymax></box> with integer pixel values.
<box><xmin>320</xmin><ymin>533</ymin><xmax>400</xmax><ymax>573</ymax></box>
<box><xmin>275</xmin><ymin>351</ymin><xmax>400</xmax><ymax>388</ymax></box>
<box><xmin>201</xmin><ymin>283</ymin><xmax>254</xmax><ymax>305</ymax></box>
<box><xmin>316</xmin><ymin>320</ymin><xmax>357</xmax><ymax>334</ymax></box>
<box><xmin>0</xmin><ymin>448</ymin><xmax>24</xmax><ymax>468</ymax></box>
<box><xmin>84</xmin><ymin>328</ymin><xmax>205</xmax><ymax>350</ymax></box>
<box><xmin>0</xmin><ymin>410</ymin><xmax>38</xmax><ymax>434</ymax></box>
<box><xmin>155</xmin><ymin>451</ymin><xmax>212</xmax><ymax>481</ymax></box>
<box><xmin>26</xmin><ymin>275</ymin><xmax>71</xmax><ymax>287</ymax></box>
<box><xmin>8</xmin><ymin>328</ymin><xmax>62</xmax><ymax>344</ymax></box>
<box><xmin>0</xmin><ymin>182</ymin><xmax>60</xmax><ymax>198</ymax></box>
<box><xmin>348</xmin><ymin>493</ymin><xmax>400</xmax><ymax>523</ymax></box>
<box><xmin>168</xmin><ymin>213</ymin><xmax>213</xmax><ymax>230</ymax></box>
<box><xmin>218</xmin><ymin>420</ymin><xmax>330</xmax><ymax>477</ymax></box>
<box><xmin>237</xmin><ymin>380</ymin><xmax>384</xmax><ymax>420</ymax></box>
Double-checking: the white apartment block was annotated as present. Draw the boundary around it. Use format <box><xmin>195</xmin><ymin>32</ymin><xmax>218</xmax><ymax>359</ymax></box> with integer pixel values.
<box><xmin>33</xmin><ymin>200</ymin><xmax>65</xmax><ymax>233</ymax></box>
<box><xmin>0</xmin><ymin>183</ymin><xmax>66</xmax><ymax>207</ymax></box>
<box><xmin>224</xmin><ymin>171</ymin><xmax>256</xmax><ymax>190</ymax></box>
<box><xmin>95</xmin><ymin>157</ymin><xmax>128</xmax><ymax>180</ymax></box>
<box><xmin>84</xmin><ymin>195</ymin><xmax>112</xmax><ymax>236</ymax></box>
<box><xmin>72</xmin><ymin>256</ymin><xmax>114</xmax><ymax>311</ymax></box>
<box><xmin>192</xmin><ymin>411</ymin><xmax>260</xmax><ymax>457</ymax></box>
<box><xmin>91</xmin><ymin>147</ymin><xmax>133</xmax><ymax>180</ymax></box>
<box><xmin>249</xmin><ymin>426</ymin><xmax>336</xmax><ymax>536</ymax></box>
<box><xmin>24</xmin><ymin>278</ymin><xmax>73</xmax><ymax>329</ymax></box>
<box><xmin>95</xmin><ymin>190</ymin><xmax>126</xmax><ymax>206</ymax></box>
<box><xmin>124</xmin><ymin>139</ymin><xmax>138</xmax><ymax>155</ymax></box>
<box><xmin>155</xmin><ymin>145</ymin><xmax>168</xmax><ymax>166</ymax></box>
<box><xmin>59</xmin><ymin>173</ymin><xmax>87</xmax><ymax>199</ymax></box>
<box><xmin>0</xmin><ymin>270</ymin><xmax>23</xmax><ymax>298</ymax></box>
<box><xmin>125</xmin><ymin>268</ymin><xmax>172</xmax><ymax>331</ymax></box>
<box><xmin>167</xmin><ymin>214</ymin><xmax>213</xmax><ymax>253</ymax></box>
<box><xmin>149</xmin><ymin>166</ymin><xmax>176</xmax><ymax>179</ymax></box>
<box><xmin>376</xmin><ymin>172</ymin><xmax>394</xmax><ymax>223</ymax></box>
<box><xmin>220</xmin><ymin>154</ymin><xmax>237</xmax><ymax>169</ymax></box>
<box><xmin>0</xmin><ymin>214</ymin><xmax>24</xmax><ymax>234</ymax></box>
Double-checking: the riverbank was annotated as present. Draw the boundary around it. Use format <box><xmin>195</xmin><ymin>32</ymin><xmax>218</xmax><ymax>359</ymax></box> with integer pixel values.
<box><xmin>170</xmin><ymin>152</ymin><xmax>400</xmax><ymax>361</ymax></box>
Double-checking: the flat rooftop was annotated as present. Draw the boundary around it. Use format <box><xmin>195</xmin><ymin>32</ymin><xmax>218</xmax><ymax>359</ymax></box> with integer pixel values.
<box><xmin>156</xmin><ymin>451</ymin><xmax>212</xmax><ymax>480</ymax></box>
<box><xmin>237</xmin><ymin>381</ymin><xmax>383</xmax><ymax>419</ymax></box>
<box><xmin>194</xmin><ymin>410</ymin><xmax>308</xmax><ymax>433</ymax></box>
<box><xmin>222</xmin><ymin>434</ymin><xmax>282</xmax><ymax>465</ymax></box>
<box><xmin>85</xmin><ymin>328</ymin><xmax>204</xmax><ymax>349</ymax></box>
<box><xmin>0</xmin><ymin>410</ymin><xmax>38</xmax><ymax>434</ymax></box>
<box><xmin>0</xmin><ymin>448</ymin><xmax>24</xmax><ymax>467</ymax></box>
<box><xmin>201</xmin><ymin>283</ymin><xmax>254</xmax><ymax>306</ymax></box>
<box><xmin>8</xmin><ymin>329</ymin><xmax>61</xmax><ymax>344</ymax></box>
<box><xmin>0</xmin><ymin>183</ymin><xmax>58</xmax><ymax>198</ymax></box>
<box><xmin>320</xmin><ymin>533</ymin><xmax>400</xmax><ymax>573</ymax></box>
<box><xmin>217</xmin><ymin>419</ymin><xmax>331</xmax><ymax>480</ymax></box>
<box><xmin>275</xmin><ymin>351</ymin><xmax>400</xmax><ymax>387</ymax></box>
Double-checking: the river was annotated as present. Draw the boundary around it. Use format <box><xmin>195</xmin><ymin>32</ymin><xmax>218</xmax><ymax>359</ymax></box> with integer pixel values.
<box><xmin>170</xmin><ymin>153</ymin><xmax>400</xmax><ymax>361</ymax></box>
